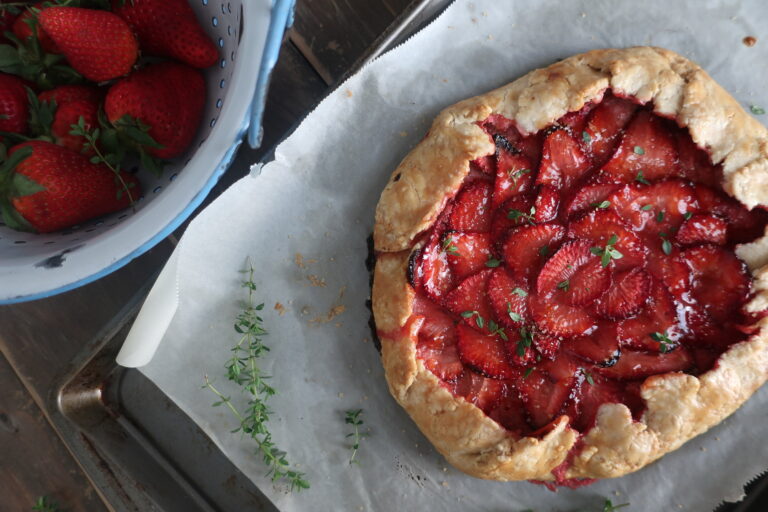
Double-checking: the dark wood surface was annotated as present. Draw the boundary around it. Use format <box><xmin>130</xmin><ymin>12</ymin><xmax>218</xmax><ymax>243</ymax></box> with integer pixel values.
<box><xmin>0</xmin><ymin>1</ymin><xmax>414</xmax><ymax>510</ymax></box>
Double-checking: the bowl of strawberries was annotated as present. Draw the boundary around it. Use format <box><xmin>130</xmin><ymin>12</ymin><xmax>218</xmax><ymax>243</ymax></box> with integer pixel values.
<box><xmin>0</xmin><ymin>0</ymin><xmax>283</xmax><ymax>303</ymax></box>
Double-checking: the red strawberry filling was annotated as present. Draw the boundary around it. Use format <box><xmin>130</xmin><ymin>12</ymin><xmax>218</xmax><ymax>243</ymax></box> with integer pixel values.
<box><xmin>405</xmin><ymin>90</ymin><xmax>768</xmax><ymax>440</ymax></box>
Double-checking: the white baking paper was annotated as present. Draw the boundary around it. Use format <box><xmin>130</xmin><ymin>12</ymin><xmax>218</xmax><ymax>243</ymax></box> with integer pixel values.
<box><xmin>138</xmin><ymin>0</ymin><xmax>768</xmax><ymax>510</ymax></box>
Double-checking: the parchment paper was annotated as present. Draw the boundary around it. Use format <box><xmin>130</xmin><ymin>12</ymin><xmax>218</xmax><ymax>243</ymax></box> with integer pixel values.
<box><xmin>139</xmin><ymin>1</ymin><xmax>768</xmax><ymax>510</ymax></box>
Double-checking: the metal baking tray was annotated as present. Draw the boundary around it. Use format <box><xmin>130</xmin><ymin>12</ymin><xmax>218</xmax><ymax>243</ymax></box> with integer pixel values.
<box><xmin>47</xmin><ymin>1</ymin><xmax>768</xmax><ymax>509</ymax></box>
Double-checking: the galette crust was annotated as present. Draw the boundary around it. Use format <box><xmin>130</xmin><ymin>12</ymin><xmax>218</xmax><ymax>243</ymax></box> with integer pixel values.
<box><xmin>372</xmin><ymin>46</ymin><xmax>768</xmax><ymax>481</ymax></box>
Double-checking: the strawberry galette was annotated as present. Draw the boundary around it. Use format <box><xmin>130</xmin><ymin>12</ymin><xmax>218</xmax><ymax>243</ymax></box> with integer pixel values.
<box><xmin>372</xmin><ymin>47</ymin><xmax>768</xmax><ymax>483</ymax></box>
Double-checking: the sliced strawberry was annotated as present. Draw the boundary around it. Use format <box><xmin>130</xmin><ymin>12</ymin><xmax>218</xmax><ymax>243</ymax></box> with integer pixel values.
<box><xmin>451</xmin><ymin>371</ymin><xmax>505</xmax><ymax>411</ymax></box>
<box><xmin>530</xmin><ymin>292</ymin><xmax>596</xmax><ymax>337</ymax></box>
<box><xmin>536</xmin><ymin>239</ymin><xmax>610</xmax><ymax>305</ymax></box>
<box><xmin>675</xmin><ymin>128</ymin><xmax>720</xmax><ymax>187</ymax></box>
<box><xmin>539</xmin><ymin>350</ymin><xmax>581</xmax><ymax>381</ymax></box>
<box><xmin>533</xmin><ymin>185</ymin><xmax>560</xmax><ymax>223</ymax></box>
<box><xmin>471</xmin><ymin>155</ymin><xmax>496</xmax><ymax>176</ymax></box>
<box><xmin>487</xmin><ymin>267</ymin><xmax>530</xmax><ymax>328</ymax></box>
<box><xmin>691</xmin><ymin>347</ymin><xmax>721</xmax><ymax>373</ymax></box>
<box><xmin>595</xmin><ymin>268</ymin><xmax>651</xmax><ymax>320</ymax></box>
<box><xmin>456</xmin><ymin>323</ymin><xmax>517</xmax><ymax>379</ymax></box>
<box><xmin>518</xmin><ymin>354</ymin><xmax>578</xmax><ymax>428</ymax></box>
<box><xmin>489</xmin><ymin>195</ymin><xmax>534</xmax><ymax>243</ymax></box>
<box><xmin>564</xmin><ymin>183</ymin><xmax>619</xmax><ymax>219</ymax></box>
<box><xmin>443</xmin><ymin>231</ymin><xmax>492</xmax><ymax>280</ymax></box>
<box><xmin>597</xmin><ymin>347</ymin><xmax>693</xmax><ymax>380</ymax></box>
<box><xmin>601</xmin><ymin>110</ymin><xmax>679</xmax><ymax>183</ymax></box>
<box><xmin>583</xmin><ymin>94</ymin><xmax>639</xmax><ymax>166</ymax></box>
<box><xmin>568</xmin><ymin>209</ymin><xmax>647</xmax><ymax>270</ymax></box>
<box><xmin>645</xmin><ymin>251</ymin><xmax>690</xmax><ymax>300</ymax></box>
<box><xmin>415</xmin><ymin>238</ymin><xmax>456</xmax><ymax>301</ymax></box>
<box><xmin>412</xmin><ymin>295</ymin><xmax>457</xmax><ymax>349</ymax></box>
<box><xmin>535</xmin><ymin>334</ymin><xmax>561</xmax><ymax>360</ymax></box>
<box><xmin>617</xmin><ymin>279</ymin><xmax>681</xmax><ymax>352</ymax></box>
<box><xmin>676</xmin><ymin>214</ymin><xmax>727</xmax><ymax>246</ymax></box>
<box><xmin>487</xmin><ymin>382</ymin><xmax>529</xmax><ymax>432</ymax></box>
<box><xmin>444</xmin><ymin>269</ymin><xmax>495</xmax><ymax>331</ymax></box>
<box><xmin>481</xmin><ymin>114</ymin><xmax>543</xmax><ymax>167</ymax></box>
<box><xmin>502</xmin><ymin>223</ymin><xmax>566</xmax><ymax>280</ymax></box>
<box><xmin>413</xmin><ymin>317</ymin><xmax>464</xmax><ymax>381</ymax></box>
<box><xmin>493</xmin><ymin>150</ymin><xmax>534</xmax><ymax>207</ymax></box>
<box><xmin>557</xmin><ymin>102</ymin><xmax>595</xmax><ymax>137</ymax></box>
<box><xmin>449</xmin><ymin>180</ymin><xmax>493</xmax><ymax>232</ymax></box>
<box><xmin>608</xmin><ymin>179</ymin><xmax>698</xmax><ymax>235</ymax></box>
<box><xmin>537</xmin><ymin>129</ymin><xmax>591</xmax><ymax>191</ymax></box>
<box><xmin>564</xmin><ymin>323</ymin><xmax>620</xmax><ymax>366</ymax></box>
<box><xmin>566</xmin><ymin>373</ymin><xmax>624</xmax><ymax>431</ymax></box>
<box><xmin>505</xmin><ymin>327</ymin><xmax>537</xmax><ymax>367</ymax></box>
<box><xmin>682</xmin><ymin>245</ymin><xmax>750</xmax><ymax>323</ymax></box>
<box><xmin>694</xmin><ymin>184</ymin><xmax>768</xmax><ymax>244</ymax></box>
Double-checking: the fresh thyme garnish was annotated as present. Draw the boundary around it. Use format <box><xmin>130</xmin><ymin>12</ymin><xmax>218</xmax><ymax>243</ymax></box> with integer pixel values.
<box><xmin>656</xmin><ymin>210</ymin><xmax>665</xmax><ymax>222</ymax></box>
<box><xmin>633</xmin><ymin>145</ymin><xmax>645</xmax><ymax>155</ymax></box>
<box><xmin>523</xmin><ymin>367</ymin><xmax>535</xmax><ymax>379</ymax></box>
<box><xmin>512</xmin><ymin>287</ymin><xmax>528</xmax><ymax>297</ymax></box>
<box><xmin>538</xmin><ymin>244</ymin><xmax>550</xmax><ymax>257</ymax></box>
<box><xmin>661</xmin><ymin>236</ymin><xmax>673</xmax><ymax>255</ymax></box>
<box><xmin>557</xmin><ymin>279</ymin><xmax>570</xmax><ymax>291</ymax></box>
<box><xmin>344</xmin><ymin>409</ymin><xmax>368</xmax><ymax>465</ymax></box>
<box><xmin>461</xmin><ymin>310</ymin><xmax>485</xmax><ymax>329</ymax></box>
<box><xmin>590</xmin><ymin>234</ymin><xmax>623</xmax><ymax>267</ymax></box>
<box><xmin>602</xmin><ymin>498</ymin><xmax>630</xmax><ymax>511</ymax></box>
<box><xmin>582</xmin><ymin>130</ymin><xmax>591</xmax><ymax>144</ymax></box>
<box><xmin>204</xmin><ymin>263</ymin><xmax>309</xmax><ymax>492</ymax></box>
<box><xmin>508</xmin><ymin>205</ymin><xmax>536</xmax><ymax>225</ymax></box>
<box><xmin>751</xmin><ymin>105</ymin><xmax>766</xmax><ymax>115</ymax></box>
<box><xmin>485</xmin><ymin>254</ymin><xmax>501</xmax><ymax>267</ymax></box>
<box><xmin>591</xmin><ymin>200</ymin><xmax>611</xmax><ymax>209</ymax></box>
<box><xmin>509</xmin><ymin>167</ymin><xmax>531</xmax><ymax>185</ymax></box>
<box><xmin>683</xmin><ymin>212</ymin><xmax>693</xmax><ymax>220</ymax></box>
<box><xmin>635</xmin><ymin>171</ymin><xmax>650</xmax><ymax>185</ymax></box>
<box><xmin>442</xmin><ymin>235</ymin><xmax>459</xmax><ymax>255</ymax></box>
<box><xmin>516</xmin><ymin>326</ymin><xmax>534</xmax><ymax>357</ymax></box>
<box><xmin>650</xmin><ymin>331</ymin><xmax>674</xmax><ymax>352</ymax></box>
<box><xmin>641</xmin><ymin>204</ymin><xmax>653</xmax><ymax>211</ymax></box>
<box><xmin>580</xmin><ymin>367</ymin><xmax>595</xmax><ymax>385</ymax></box>
<box><xmin>32</xmin><ymin>496</ymin><xmax>63</xmax><ymax>512</ymax></box>
<box><xmin>488</xmin><ymin>320</ymin><xmax>508</xmax><ymax>340</ymax></box>
<box><xmin>507</xmin><ymin>302</ymin><xmax>523</xmax><ymax>323</ymax></box>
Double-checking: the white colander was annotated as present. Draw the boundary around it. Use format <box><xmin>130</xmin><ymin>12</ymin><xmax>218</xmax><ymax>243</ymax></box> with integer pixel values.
<box><xmin>0</xmin><ymin>0</ymin><xmax>295</xmax><ymax>304</ymax></box>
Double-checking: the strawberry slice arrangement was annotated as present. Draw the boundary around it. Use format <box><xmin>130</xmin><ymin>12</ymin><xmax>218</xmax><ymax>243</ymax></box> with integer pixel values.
<box><xmin>0</xmin><ymin>0</ymin><xmax>217</xmax><ymax>233</ymax></box>
<box><xmin>407</xmin><ymin>91</ymin><xmax>768</xmax><ymax>438</ymax></box>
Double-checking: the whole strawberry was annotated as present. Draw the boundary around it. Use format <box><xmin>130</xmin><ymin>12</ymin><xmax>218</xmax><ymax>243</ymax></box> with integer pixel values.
<box><xmin>38</xmin><ymin>84</ymin><xmax>102</xmax><ymax>106</ymax></box>
<box><xmin>0</xmin><ymin>73</ymin><xmax>29</xmax><ymax>135</ymax></box>
<box><xmin>104</xmin><ymin>62</ymin><xmax>205</xmax><ymax>159</ymax></box>
<box><xmin>12</xmin><ymin>2</ymin><xmax>60</xmax><ymax>54</ymax></box>
<box><xmin>51</xmin><ymin>99</ymin><xmax>99</xmax><ymax>153</ymax></box>
<box><xmin>38</xmin><ymin>7</ymin><xmax>138</xmax><ymax>82</ymax></box>
<box><xmin>112</xmin><ymin>0</ymin><xmax>218</xmax><ymax>69</ymax></box>
<box><xmin>1</xmin><ymin>141</ymin><xmax>140</xmax><ymax>233</ymax></box>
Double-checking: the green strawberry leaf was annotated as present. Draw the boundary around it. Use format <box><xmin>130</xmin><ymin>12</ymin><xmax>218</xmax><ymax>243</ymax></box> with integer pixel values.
<box><xmin>27</xmin><ymin>87</ymin><xmax>57</xmax><ymax>138</ymax></box>
<box><xmin>10</xmin><ymin>173</ymin><xmax>45</xmax><ymax>197</ymax></box>
<box><xmin>113</xmin><ymin>115</ymin><xmax>164</xmax><ymax>149</ymax></box>
<box><xmin>0</xmin><ymin>197</ymin><xmax>35</xmax><ymax>232</ymax></box>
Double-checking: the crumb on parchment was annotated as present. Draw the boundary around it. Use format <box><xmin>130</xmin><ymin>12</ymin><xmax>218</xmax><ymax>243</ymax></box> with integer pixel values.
<box><xmin>274</xmin><ymin>302</ymin><xmax>286</xmax><ymax>315</ymax></box>
<box><xmin>307</xmin><ymin>274</ymin><xmax>326</xmax><ymax>287</ymax></box>
<box><xmin>308</xmin><ymin>305</ymin><xmax>346</xmax><ymax>325</ymax></box>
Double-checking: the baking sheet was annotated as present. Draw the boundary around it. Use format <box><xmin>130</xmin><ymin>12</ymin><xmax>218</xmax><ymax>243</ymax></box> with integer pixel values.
<box><xmin>138</xmin><ymin>0</ymin><xmax>768</xmax><ymax>510</ymax></box>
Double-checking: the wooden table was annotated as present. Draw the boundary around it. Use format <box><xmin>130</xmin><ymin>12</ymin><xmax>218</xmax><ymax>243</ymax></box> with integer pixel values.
<box><xmin>0</xmin><ymin>1</ymin><xmax>414</xmax><ymax>509</ymax></box>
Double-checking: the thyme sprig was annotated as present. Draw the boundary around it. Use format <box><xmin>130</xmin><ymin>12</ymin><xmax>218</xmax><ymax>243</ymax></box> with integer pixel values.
<box><xmin>204</xmin><ymin>263</ymin><xmax>309</xmax><ymax>492</ymax></box>
<box><xmin>32</xmin><ymin>496</ymin><xmax>63</xmax><ymax>512</ymax></box>
<box><xmin>590</xmin><ymin>234</ymin><xmax>623</xmax><ymax>267</ymax></box>
<box><xmin>345</xmin><ymin>409</ymin><xmax>368</xmax><ymax>465</ymax></box>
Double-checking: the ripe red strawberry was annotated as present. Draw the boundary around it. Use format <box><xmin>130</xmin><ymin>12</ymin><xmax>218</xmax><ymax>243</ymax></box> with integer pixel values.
<box><xmin>694</xmin><ymin>184</ymin><xmax>768</xmax><ymax>244</ymax></box>
<box><xmin>416</xmin><ymin>318</ymin><xmax>463</xmax><ymax>381</ymax></box>
<box><xmin>537</xmin><ymin>129</ymin><xmax>591</xmax><ymax>191</ymax></box>
<box><xmin>504</xmin><ymin>326</ymin><xmax>537</xmax><ymax>366</ymax></box>
<box><xmin>675</xmin><ymin>128</ymin><xmax>719</xmax><ymax>187</ymax></box>
<box><xmin>456</xmin><ymin>323</ymin><xmax>517</xmax><ymax>379</ymax></box>
<box><xmin>533</xmin><ymin>185</ymin><xmax>559</xmax><ymax>223</ymax></box>
<box><xmin>12</xmin><ymin>2</ymin><xmax>60</xmax><ymax>54</ymax></box>
<box><xmin>414</xmin><ymin>236</ymin><xmax>456</xmax><ymax>301</ymax></box>
<box><xmin>563</xmin><ymin>323</ymin><xmax>620</xmax><ymax>366</ymax></box>
<box><xmin>530</xmin><ymin>291</ymin><xmax>596</xmax><ymax>337</ymax></box>
<box><xmin>50</xmin><ymin>99</ymin><xmax>98</xmax><ymax>154</ymax></box>
<box><xmin>536</xmin><ymin>239</ymin><xmax>610</xmax><ymax>306</ymax></box>
<box><xmin>112</xmin><ymin>0</ymin><xmax>219</xmax><ymax>69</ymax></box>
<box><xmin>451</xmin><ymin>371</ymin><xmax>505</xmax><ymax>411</ymax></box>
<box><xmin>595</xmin><ymin>268</ymin><xmax>651</xmax><ymax>320</ymax></box>
<box><xmin>470</xmin><ymin>155</ymin><xmax>495</xmax><ymax>176</ymax></box>
<box><xmin>676</xmin><ymin>214</ymin><xmax>727</xmax><ymax>246</ymax></box>
<box><xmin>502</xmin><ymin>223</ymin><xmax>566</xmax><ymax>279</ymax></box>
<box><xmin>645</xmin><ymin>252</ymin><xmax>690</xmax><ymax>301</ymax></box>
<box><xmin>601</xmin><ymin>110</ymin><xmax>678</xmax><ymax>183</ymax></box>
<box><xmin>493</xmin><ymin>150</ymin><xmax>533</xmax><ymax>207</ymax></box>
<box><xmin>486</xmin><ymin>382</ymin><xmax>529</xmax><ymax>432</ymax></box>
<box><xmin>557</xmin><ymin>102</ymin><xmax>595</xmax><ymax>137</ymax></box>
<box><xmin>444</xmin><ymin>269</ymin><xmax>495</xmax><ymax>332</ymax></box>
<box><xmin>105</xmin><ymin>61</ymin><xmax>206</xmax><ymax>159</ymax></box>
<box><xmin>564</xmin><ymin>183</ymin><xmax>619</xmax><ymax>219</ymax></box>
<box><xmin>38</xmin><ymin>7</ymin><xmax>138</xmax><ymax>82</ymax></box>
<box><xmin>568</xmin><ymin>209</ymin><xmax>647</xmax><ymax>271</ymax></box>
<box><xmin>0</xmin><ymin>73</ymin><xmax>29</xmax><ymax>135</ymax></box>
<box><xmin>534</xmin><ymin>333</ymin><xmax>561</xmax><ymax>360</ymax></box>
<box><xmin>443</xmin><ymin>231</ymin><xmax>492</xmax><ymax>280</ymax></box>
<box><xmin>608</xmin><ymin>179</ymin><xmax>698</xmax><ymax>235</ymax></box>
<box><xmin>566</xmin><ymin>373</ymin><xmax>624</xmax><ymax>431</ymax></box>
<box><xmin>3</xmin><ymin>141</ymin><xmax>140</xmax><ymax>233</ymax></box>
<box><xmin>518</xmin><ymin>355</ymin><xmax>578</xmax><ymax>428</ymax></box>
<box><xmin>597</xmin><ymin>347</ymin><xmax>693</xmax><ymax>380</ymax></box>
<box><xmin>682</xmin><ymin>245</ymin><xmax>750</xmax><ymax>323</ymax></box>
<box><xmin>481</xmin><ymin>114</ymin><xmax>542</xmax><ymax>167</ymax></box>
<box><xmin>412</xmin><ymin>295</ymin><xmax>457</xmax><ymax>349</ymax></box>
<box><xmin>487</xmin><ymin>266</ymin><xmax>530</xmax><ymax>328</ymax></box>
<box><xmin>489</xmin><ymin>195</ymin><xmax>534</xmax><ymax>243</ymax></box>
<box><xmin>582</xmin><ymin>94</ymin><xmax>638</xmax><ymax>166</ymax></box>
<box><xmin>38</xmin><ymin>84</ymin><xmax>102</xmax><ymax>106</ymax></box>
<box><xmin>449</xmin><ymin>180</ymin><xmax>493</xmax><ymax>232</ymax></box>
<box><xmin>617</xmin><ymin>279</ymin><xmax>681</xmax><ymax>352</ymax></box>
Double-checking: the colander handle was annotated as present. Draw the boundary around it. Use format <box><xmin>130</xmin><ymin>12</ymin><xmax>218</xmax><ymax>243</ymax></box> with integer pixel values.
<box><xmin>247</xmin><ymin>0</ymin><xmax>297</xmax><ymax>149</ymax></box>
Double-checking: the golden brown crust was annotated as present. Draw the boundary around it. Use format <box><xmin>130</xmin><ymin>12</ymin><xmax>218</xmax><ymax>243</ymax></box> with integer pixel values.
<box><xmin>372</xmin><ymin>46</ymin><xmax>768</xmax><ymax>481</ymax></box>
